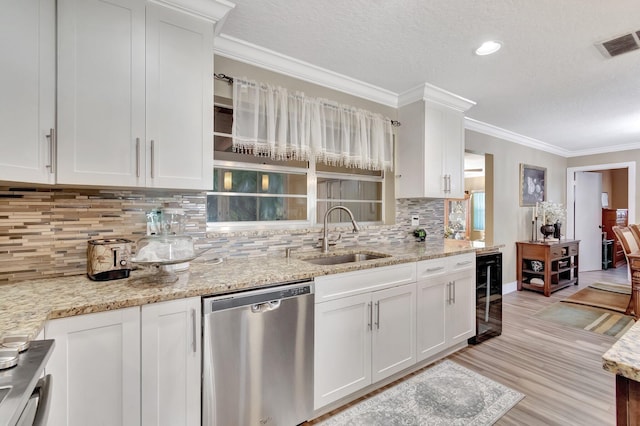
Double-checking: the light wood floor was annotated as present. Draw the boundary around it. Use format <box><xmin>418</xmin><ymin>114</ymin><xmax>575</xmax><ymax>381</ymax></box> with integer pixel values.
<box><xmin>451</xmin><ymin>266</ymin><xmax>628</xmax><ymax>426</ymax></box>
<box><xmin>313</xmin><ymin>266</ymin><xmax>630</xmax><ymax>426</ymax></box>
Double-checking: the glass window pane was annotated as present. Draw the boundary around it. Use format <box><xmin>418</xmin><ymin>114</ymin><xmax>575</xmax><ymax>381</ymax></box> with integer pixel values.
<box><xmin>207</xmin><ymin>195</ymin><xmax>307</xmax><ymax>222</ymax></box>
<box><xmin>473</xmin><ymin>192</ymin><xmax>485</xmax><ymax>231</ymax></box>
<box><xmin>317</xmin><ymin>178</ymin><xmax>382</xmax><ymax>201</ymax></box>
<box><xmin>214</xmin><ymin>169</ymin><xmax>307</xmax><ymax>195</ymax></box>
<box><xmin>317</xmin><ymin>201</ymin><xmax>381</xmax><ymax>223</ymax></box>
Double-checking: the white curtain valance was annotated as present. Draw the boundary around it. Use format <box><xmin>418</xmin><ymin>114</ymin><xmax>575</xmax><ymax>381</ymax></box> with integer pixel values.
<box><xmin>232</xmin><ymin>77</ymin><xmax>394</xmax><ymax>171</ymax></box>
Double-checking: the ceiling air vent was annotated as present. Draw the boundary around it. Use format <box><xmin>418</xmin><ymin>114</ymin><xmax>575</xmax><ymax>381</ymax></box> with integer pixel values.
<box><xmin>597</xmin><ymin>31</ymin><xmax>640</xmax><ymax>58</ymax></box>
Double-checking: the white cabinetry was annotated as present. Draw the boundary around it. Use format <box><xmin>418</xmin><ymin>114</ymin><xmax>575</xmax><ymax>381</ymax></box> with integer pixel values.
<box><xmin>56</xmin><ymin>0</ymin><xmax>214</xmax><ymax>190</ymax></box>
<box><xmin>0</xmin><ymin>0</ymin><xmax>56</xmax><ymax>184</ymax></box>
<box><xmin>45</xmin><ymin>297</ymin><xmax>201</xmax><ymax>426</ymax></box>
<box><xmin>396</xmin><ymin>84</ymin><xmax>475</xmax><ymax>199</ymax></box>
<box><xmin>416</xmin><ymin>253</ymin><xmax>475</xmax><ymax>362</ymax></box>
<box><xmin>45</xmin><ymin>307</ymin><xmax>141</xmax><ymax>426</ymax></box>
<box><xmin>141</xmin><ymin>298</ymin><xmax>201</xmax><ymax>426</ymax></box>
<box><xmin>314</xmin><ymin>263</ymin><xmax>416</xmax><ymax>409</ymax></box>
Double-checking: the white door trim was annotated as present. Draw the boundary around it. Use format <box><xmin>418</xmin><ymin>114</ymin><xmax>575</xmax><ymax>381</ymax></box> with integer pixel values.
<box><xmin>566</xmin><ymin>161</ymin><xmax>636</xmax><ymax>239</ymax></box>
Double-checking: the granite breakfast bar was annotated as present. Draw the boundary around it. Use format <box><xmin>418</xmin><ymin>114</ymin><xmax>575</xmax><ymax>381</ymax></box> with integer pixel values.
<box><xmin>603</xmin><ymin>321</ymin><xmax>640</xmax><ymax>425</ymax></box>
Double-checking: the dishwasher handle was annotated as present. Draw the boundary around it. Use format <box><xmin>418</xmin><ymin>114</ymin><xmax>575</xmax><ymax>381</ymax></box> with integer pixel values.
<box><xmin>251</xmin><ymin>300</ymin><xmax>281</xmax><ymax>313</ymax></box>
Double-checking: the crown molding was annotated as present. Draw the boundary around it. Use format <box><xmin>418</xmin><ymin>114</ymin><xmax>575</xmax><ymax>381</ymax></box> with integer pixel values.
<box><xmin>152</xmin><ymin>0</ymin><xmax>235</xmax><ymax>24</ymax></box>
<box><xmin>565</xmin><ymin>141</ymin><xmax>640</xmax><ymax>157</ymax></box>
<box><xmin>214</xmin><ymin>34</ymin><xmax>401</xmax><ymax>108</ymax></box>
<box><xmin>398</xmin><ymin>83</ymin><xmax>476</xmax><ymax>112</ymax></box>
<box><xmin>464</xmin><ymin>117</ymin><xmax>571</xmax><ymax>157</ymax></box>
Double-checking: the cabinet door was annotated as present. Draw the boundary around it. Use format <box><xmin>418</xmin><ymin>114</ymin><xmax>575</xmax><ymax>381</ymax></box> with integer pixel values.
<box><xmin>416</xmin><ymin>276</ymin><xmax>448</xmax><ymax>361</ymax></box>
<box><xmin>0</xmin><ymin>0</ymin><xmax>55</xmax><ymax>184</ymax></box>
<box><xmin>45</xmin><ymin>307</ymin><xmax>141</xmax><ymax>426</ymax></box>
<box><xmin>371</xmin><ymin>283</ymin><xmax>416</xmax><ymax>382</ymax></box>
<box><xmin>314</xmin><ymin>293</ymin><xmax>372</xmax><ymax>409</ymax></box>
<box><xmin>57</xmin><ymin>0</ymin><xmax>146</xmax><ymax>187</ymax></box>
<box><xmin>141</xmin><ymin>297</ymin><xmax>201</xmax><ymax>426</ymax></box>
<box><xmin>440</xmin><ymin>107</ymin><xmax>465</xmax><ymax>198</ymax></box>
<box><xmin>145</xmin><ymin>4</ymin><xmax>214</xmax><ymax>190</ymax></box>
<box><xmin>447</xmin><ymin>269</ymin><xmax>476</xmax><ymax>344</ymax></box>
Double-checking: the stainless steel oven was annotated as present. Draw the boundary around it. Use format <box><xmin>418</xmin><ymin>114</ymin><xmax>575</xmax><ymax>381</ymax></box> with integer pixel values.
<box><xmin>202</xmin><ymin>281</ymin><xmax>314</xmax><ymax>426</ymax></box>
<box><xmin>0</xmin><ymin>340</ymin><xmax>54</xmax><ymax>426</ymax></box>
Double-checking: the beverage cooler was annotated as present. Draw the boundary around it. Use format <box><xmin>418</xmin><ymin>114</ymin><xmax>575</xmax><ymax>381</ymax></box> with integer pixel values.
<box><xmin>469</xmin><ymin>251</ymin><xmax>502</xmax><ymax>344</ymax></box>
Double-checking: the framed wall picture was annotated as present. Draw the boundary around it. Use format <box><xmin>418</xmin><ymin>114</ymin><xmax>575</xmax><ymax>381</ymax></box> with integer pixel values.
<box><xmin>520</xmin><ymin>163</ymin><xmax>546</xmax><ymax>206</ymax></box>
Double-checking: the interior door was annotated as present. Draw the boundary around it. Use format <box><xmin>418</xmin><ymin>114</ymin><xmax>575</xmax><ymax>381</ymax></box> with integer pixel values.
<box><xmin>574</xmin><ymin>171</ymin><xmax>603</xmax><ymax>271</ymax></box>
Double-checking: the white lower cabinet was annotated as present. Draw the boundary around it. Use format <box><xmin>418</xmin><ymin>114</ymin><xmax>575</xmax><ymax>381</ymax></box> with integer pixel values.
<box><xmin>416</xmin><ymin>254</ymin><xmax>476</xmax><ymax>362</ymax></box>
<box><xmin>45</xmin><ymin>307</ymin><xmax>141</xmax><ymax>426</ymax></box>
<box><xmin>141</xmin><ymin>298</ymin><xmax>201</xmax><ymax>426</ymax></box>
<box><xmin>45</xmin><ymin>297</ymin><xmax>201</xmax><ymax>426</ymax></box>
<box><xmin>314</xmin><ymin>264</ymin><xmax>417</xmax><ymax>409</ymax></box>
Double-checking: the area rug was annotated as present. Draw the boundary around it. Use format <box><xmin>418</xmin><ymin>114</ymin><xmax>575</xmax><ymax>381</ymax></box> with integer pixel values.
<box><xmin>533</xmin><ymin>302</ymin><xmax>634</xmax><ymax>338</ymax></box>
<box><xmin>563</xmin><ymin>282</ymin><xmax>631</xmax><ymax>313</ymax></box>
<box><xmin>317</xmin><ymin>360</ymin><xmax>524</xmax><ymax>426</ymax></box>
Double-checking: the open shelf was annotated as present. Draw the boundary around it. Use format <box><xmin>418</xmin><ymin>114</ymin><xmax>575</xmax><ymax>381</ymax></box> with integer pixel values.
<box><xmin>516</xmin><ymin>240</ymin><xmax>580</xmax><ymax>297</ymax></box>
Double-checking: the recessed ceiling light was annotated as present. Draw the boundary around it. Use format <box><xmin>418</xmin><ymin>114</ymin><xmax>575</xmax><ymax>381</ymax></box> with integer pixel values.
<box><xmin>475</xmin><ymin>41</ymin><xmax>502</xmax><ymax>56</ymax></box>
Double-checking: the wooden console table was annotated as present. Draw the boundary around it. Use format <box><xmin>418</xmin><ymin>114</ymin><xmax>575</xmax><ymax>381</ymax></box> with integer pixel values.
<box><xmin>516</xmin><ymin>240</ymin><xmax>580</xmax><ymax>297</ymax></box>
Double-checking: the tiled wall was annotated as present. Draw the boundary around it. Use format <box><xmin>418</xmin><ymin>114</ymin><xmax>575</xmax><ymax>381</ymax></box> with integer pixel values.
<box><xmin>0</xmin><ymin>186</ymin><xmax>443</xmax><ymax>283</ymax></box>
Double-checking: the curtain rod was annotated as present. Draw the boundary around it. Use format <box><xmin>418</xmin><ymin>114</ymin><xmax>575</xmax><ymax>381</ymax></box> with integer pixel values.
<box><xmin>214</xmin><ymin>73</ymin><xmax>400</xmax><ymax>127</ymax></box>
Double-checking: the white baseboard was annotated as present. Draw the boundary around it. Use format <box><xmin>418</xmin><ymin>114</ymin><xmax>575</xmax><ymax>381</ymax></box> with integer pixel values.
<box><xmin>502</xmin><ymin>281</ymin><xmax>518</xmax><ymax>294</ymax></box>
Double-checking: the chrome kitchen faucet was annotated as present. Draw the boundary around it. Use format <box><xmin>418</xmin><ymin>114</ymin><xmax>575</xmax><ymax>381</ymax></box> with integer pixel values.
<box><xmin>321</xmin><ymin>206</ymin><xmax>360</xmax><ymax>253</ymax></box>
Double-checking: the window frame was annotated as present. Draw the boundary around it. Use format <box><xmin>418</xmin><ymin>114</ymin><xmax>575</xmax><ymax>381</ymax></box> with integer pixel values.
<box><xmin>207</xmin><ymin>101</ymin><xmax>386</xmax><ymax>231</ymax></box>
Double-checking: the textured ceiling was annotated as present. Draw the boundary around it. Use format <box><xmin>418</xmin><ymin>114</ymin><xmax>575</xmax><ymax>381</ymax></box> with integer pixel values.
<box><xmin>219</xmin><ymin>0</ymin><xmax>640</xmax><ymax>155</ymax></box>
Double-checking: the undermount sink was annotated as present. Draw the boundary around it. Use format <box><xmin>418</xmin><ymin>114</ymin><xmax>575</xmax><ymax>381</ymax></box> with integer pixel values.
<box><xmin>302</xmin><ymin>252</ymin><xmax>390</xmax><ymax>266</ymax></box>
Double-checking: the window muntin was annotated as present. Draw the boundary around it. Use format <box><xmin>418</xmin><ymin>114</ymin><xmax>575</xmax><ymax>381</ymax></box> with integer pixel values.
<box><xmin>317</xmin><ymin>174</ymin><xmax>383</xmax><ymax>223</ymax></box>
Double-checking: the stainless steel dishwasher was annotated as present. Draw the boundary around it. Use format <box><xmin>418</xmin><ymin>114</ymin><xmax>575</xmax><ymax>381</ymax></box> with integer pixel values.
<box><xmin>202</xmin><ymin>280</ymin><xmax>314</xmax><ymax>426</ymax></box>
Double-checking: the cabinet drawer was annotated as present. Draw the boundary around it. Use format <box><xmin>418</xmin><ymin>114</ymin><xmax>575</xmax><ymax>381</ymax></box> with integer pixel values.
<box><xmin>569</xmin><ymin>245</ymin><xmax>578</xmax><ymax>256</ymax></box>
<box><xmin>447</xmin><ymin>253</ymin><xmax>475</xmax><ymax>271</ymax></box>
<box><xmin>315</xmin><ymin>263</ymin><xmax>416</xmax><ymax>303</ymax></box>
<box><xmin>551</xmin><ymin>246</ymin><xmax>563</xmax><ymax>258</ymax></box>
<box><xmin>416</xmin><ymin>258</ymin><xmax>447</xmax><ymax>279</ymax></box>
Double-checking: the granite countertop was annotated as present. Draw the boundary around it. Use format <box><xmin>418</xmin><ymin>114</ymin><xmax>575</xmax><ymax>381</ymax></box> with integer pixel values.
<box><xmin>0</xmin><ymin>240</ymin><xmax>502</xmax><ymax>341</ymax></box>
<box><xmin>603</xmin><ymin>319</ymin><xmax>640</xmax><ymax>381</ymax></box>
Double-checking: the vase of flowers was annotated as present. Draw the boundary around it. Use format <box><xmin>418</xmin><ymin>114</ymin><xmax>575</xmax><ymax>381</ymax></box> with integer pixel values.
<box><xmin>538</xmin><ymin>201</ymin><xmax>566</xmax><ymax>239</ymax></box>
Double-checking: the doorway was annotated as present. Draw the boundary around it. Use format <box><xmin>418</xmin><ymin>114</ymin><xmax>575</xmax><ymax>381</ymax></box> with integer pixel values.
<box><xmin>566</xmin><ymin>162</ymin><xmax>636</xmax><ymax>273</ymax></box>
<box><xmin>462</xmin><ymin>151</ymin><xmax>494</xmax><ymax>245</ymax></box>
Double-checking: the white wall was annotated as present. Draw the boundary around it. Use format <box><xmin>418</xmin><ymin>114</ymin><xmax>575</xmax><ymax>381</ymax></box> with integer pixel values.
<box><xmin>465</xmin><ymin>130</ymin><xmax>568</xmax><ymax>284</ymax></box>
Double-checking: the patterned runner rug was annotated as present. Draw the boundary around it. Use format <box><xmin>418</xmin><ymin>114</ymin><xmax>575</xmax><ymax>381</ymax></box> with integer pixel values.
<box><xmin>534</xmin><ymin>302</ymin><xmax>634</xmax><ymax>337</ymax></box>
<box><xmin>317</xmin><ymin>360</ymin><xmax>524</xmax><ymax>426</ymax></box>
<box><xmin>563</xmin><ymin>282</ymin><xmax>631</xmax><ymax>313</ymax></box>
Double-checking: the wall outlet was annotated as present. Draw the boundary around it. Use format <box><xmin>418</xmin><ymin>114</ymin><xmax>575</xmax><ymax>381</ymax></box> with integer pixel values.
<box><xmin>411</xmin><ymin>215</ymin><xmax>420</xmax><ymax>226</ymax></box>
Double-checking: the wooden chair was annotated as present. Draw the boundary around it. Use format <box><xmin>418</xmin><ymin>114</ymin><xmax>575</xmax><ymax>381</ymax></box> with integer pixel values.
<box><xmin>612</xmin><ymin>225</ymin><xmax>640</xmax><ymax>317</ymax></box>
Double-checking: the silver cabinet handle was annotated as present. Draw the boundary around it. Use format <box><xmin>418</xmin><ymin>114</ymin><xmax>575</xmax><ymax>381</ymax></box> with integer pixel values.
<box><xmin>367</xmin><ymin>302</ymin><xmax>372</xmax><ymax>330</ymax></box>
<box><xmin>45</xmin><ymin>128</ymin><xmax>56</xmax><ymax>174</ymax></box>
<box><xmin>426</xmin><ymin>266</ymin><xmax>445</xmax><ymax>272</ymax></box>
<box><xmin>446</xmin><ymin>282</ymin><xmax>451</xmax><ymax>304</ymax></box>
<box><xmin>452</xmin><ymin>281</ymin><xmax>456</xmax><ymax>304</ymax></box>
<box><xmin>375</xmin><ymin>301</ymin><xmax>380</xmax><ymax>330</ymax></box>
<box><xmin>485</xmin><ymin>266</ymin><xmax>491</xmax><ymax>322</ymax></box>
<box><xmin>456</xmin><ymin>260</ymin><xmax>473</xmax><ymax>266</ymax></box>
<box><xmin>150</xmin><ymin>139</ymin><xmax>155</xmax><ymax>178</ymax></box>
<box><xmin>135</xmin><ymin>138</ymin><xmax>141</xmax><ymax>178</ymax></box>
<box><xmin>191</xmin><ymin>308</ymin><xmax>197</xmax><ymax>353</ymax></box>
<box><xmin>32</xmin><ymin>374</ymin><xmax>52</xmax><ymax>426</ymax></box>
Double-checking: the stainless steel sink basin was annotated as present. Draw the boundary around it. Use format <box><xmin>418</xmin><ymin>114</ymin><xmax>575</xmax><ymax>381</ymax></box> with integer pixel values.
<box><xmin>302</xmin><ymin>252</ymin><xmax>390</xmax><ymax>265</ymax></box>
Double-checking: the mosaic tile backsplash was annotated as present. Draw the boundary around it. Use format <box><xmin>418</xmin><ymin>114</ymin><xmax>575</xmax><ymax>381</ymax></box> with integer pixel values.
<box><xmin>0</xmin><ymin>186</ymin><xmax>443</xmax><ymax>283</ymax></box>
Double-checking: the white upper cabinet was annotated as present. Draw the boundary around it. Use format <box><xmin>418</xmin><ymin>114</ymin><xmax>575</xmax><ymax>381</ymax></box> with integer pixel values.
<box><xmin>145</xmin><ymin>4</ymin><xmax>213</xmax><ymax>190</ymax></box>
<box><xmin>396</xmin><ymin>84</ymin><xmax>475</xmax><ymax>199</ymax></box>
<box><xmin>0</xmin><ymin>0</ymin><xmax>56</xmax><ymax>184</ymax></box>
<box><xmin>57</xmin><ymin>0</ymin><xmax>146</xmax><ymax>187</ymax></box>
<box><xmin>57</xmin><ymin>0</ymin><xmax>222</xmax><ymax>190</ymax></box>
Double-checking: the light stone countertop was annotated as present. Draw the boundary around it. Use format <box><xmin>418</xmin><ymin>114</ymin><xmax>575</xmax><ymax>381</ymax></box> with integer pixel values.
<box><xmin>0</xmin><ymin>240</ymin><xmax>502</xmax><ymax>341</ymax></box>
<box><xmin>603</xmin><ymin>319</ymin><xmax>640</xmax><ymax>381</ymax></box>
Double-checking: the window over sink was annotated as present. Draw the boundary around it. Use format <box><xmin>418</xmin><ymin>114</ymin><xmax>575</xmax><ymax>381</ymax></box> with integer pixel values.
<box><xmin>208</xmin><ymin>103</ymin><xmax>385</xmax><ymax>228</ymax></box>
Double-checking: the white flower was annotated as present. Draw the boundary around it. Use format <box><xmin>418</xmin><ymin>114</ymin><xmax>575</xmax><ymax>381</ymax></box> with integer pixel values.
<box><xmin>539</xmin><ymin>201</ymin><xmax>566</xmax><ymax>225</ymax></box>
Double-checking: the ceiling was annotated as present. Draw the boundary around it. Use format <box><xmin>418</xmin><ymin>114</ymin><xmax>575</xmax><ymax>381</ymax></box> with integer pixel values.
<box><xmin>216</xmin><ymin>0</ymin><xmax>640</xmax><ymax>157</ymax></box>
